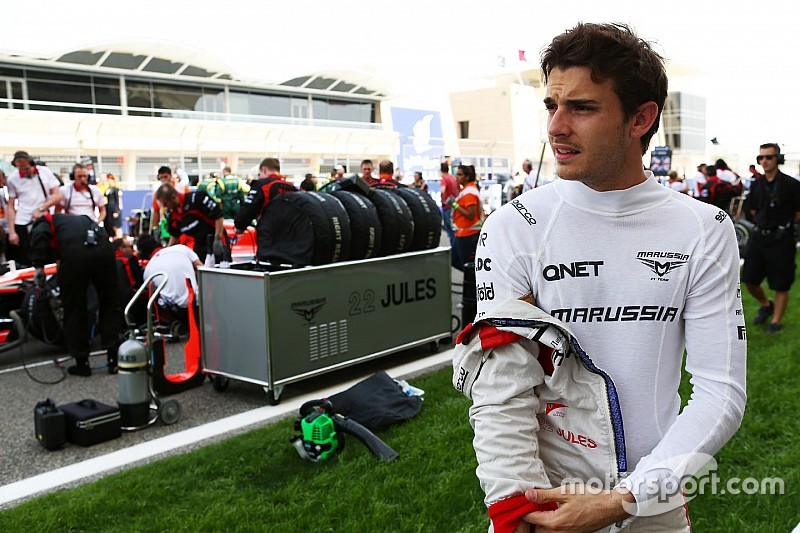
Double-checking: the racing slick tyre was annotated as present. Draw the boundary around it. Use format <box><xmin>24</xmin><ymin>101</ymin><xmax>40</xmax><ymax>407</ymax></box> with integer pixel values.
<box><xmin>733</xmin><ymin>219</ymin><xmax>754</xmax><ymax>257</ymax></box>
<box><xmin>331</xmin><ymin>190</ymin><xmax>382</xmax><ymax>260</ymax></box>
<box><xmin>391</xmin><ymin>187</ymin><xmax>441</xmax><ymax>251</ymax></box>
<box><xmin>369</xmin><ymin>189</ymin><xmax>414</xmax><ymax>257</ymax></box>
<box><xmin>261</xmin><ymin>191</ymin><xmax>352</xmax><ymax>266</ymax></box>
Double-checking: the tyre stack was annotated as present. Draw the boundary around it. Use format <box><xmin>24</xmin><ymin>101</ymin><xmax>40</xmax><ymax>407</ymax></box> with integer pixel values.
<box><xmin>389</xmin><ymin>187</ymin><xmax>441</xmax><ymax>251</ymax></box>
<box><xmin>369</xmin><ymin>189</ymin><xmax>414</xmax><ymax>256</ymax></box>
<box><xmin>331</xmin><ymin>190</ymin><xmax>382</xmax><ymax>260</ymax></box>
<box><xmin>257</xmin><ymin>185</ymin><xmax>442</xmax><ymax>267</ymax></box>
<box><xmin>259</xmin><ymin>191</ymin><xmax>351</xmax><ymax>266</ymax></box>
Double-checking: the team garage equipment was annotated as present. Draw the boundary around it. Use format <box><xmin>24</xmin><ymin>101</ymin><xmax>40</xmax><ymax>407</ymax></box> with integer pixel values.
<box><xmin>199</xmin><ymin>186</ymin><xmax>449</xmax><ymax>404</ymax></box>
<box><xmin>116</xmin><ymin>272</ymin><xmax>203</xmax><ymax>429</ymax></box>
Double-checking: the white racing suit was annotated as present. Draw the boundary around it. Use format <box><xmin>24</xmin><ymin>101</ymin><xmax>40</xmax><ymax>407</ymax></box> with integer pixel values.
<box><xmin>454</xmin><ymin>298</ymin><xmax>691</xmax><ymax>532</ymax></box>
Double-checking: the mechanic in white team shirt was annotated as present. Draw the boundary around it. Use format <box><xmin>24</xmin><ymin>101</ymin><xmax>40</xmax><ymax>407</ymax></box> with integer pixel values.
<box><xmin>137</xmin><ymin>233</ymin><xmax>201</xmax><ymax>317</ymax></box>
<box><xmin>57</xmin><ymin>163</ymin><xmax>106</xmax><ymax>222</ymax></box>
<box><xmin>468</xmin><ymin>22</ymin><xmax>746</xmax><ymax>532</ymax></box>
<box><xmin>6</xmin><ymin>150</ymin><xmax>63</xmax><ymax>266</ymax></box>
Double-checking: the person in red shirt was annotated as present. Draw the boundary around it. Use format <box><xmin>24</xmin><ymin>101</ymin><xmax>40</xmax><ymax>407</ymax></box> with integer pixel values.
<box><xmin>450</xmin><ymin>164</ymin><xmax>482</xmax><ymax>271</ymax></box>
<box><xmin>440</xmin><ymin>162</ymin><xmax>459</xmax><ymax>249</ymax></box>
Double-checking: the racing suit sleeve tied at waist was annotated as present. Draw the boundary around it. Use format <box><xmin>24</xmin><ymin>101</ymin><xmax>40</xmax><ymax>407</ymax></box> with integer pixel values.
<box><xmin>487</xmin><ymin>494</ymin><xmax>558</xmax><ymax>533</ymax></box>
<box><xmin>453</xmin><ymin>298</ymin><xmax>629</xmax><ymax>531</ymax></box>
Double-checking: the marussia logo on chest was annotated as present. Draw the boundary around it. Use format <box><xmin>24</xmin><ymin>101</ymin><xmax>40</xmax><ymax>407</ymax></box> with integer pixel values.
<box><xmin>636</xmin><ymin>251</ymin><xmax>689</xmax><ymax>280</ymax></box>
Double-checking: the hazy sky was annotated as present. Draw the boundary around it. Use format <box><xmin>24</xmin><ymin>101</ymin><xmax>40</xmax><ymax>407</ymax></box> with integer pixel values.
<box><xmin>4</xmin><ymin>0</ymin><xmax>799</xmax><ymax>163</ymax></box>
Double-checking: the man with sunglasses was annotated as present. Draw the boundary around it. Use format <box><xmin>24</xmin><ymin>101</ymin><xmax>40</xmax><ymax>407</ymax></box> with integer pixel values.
<box><xmin>742</xmin><ymin>143</ymin><xmax>800</xmax><ymax>334</ymax></box>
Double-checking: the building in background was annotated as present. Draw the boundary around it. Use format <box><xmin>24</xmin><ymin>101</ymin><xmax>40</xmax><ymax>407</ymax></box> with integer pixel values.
<box><xmin>0</xmin><ymin>43</ymin><xmax>398</xmax><ymax>190</ymax></box>
<box><xmin>1</xmin><ymin>42</ymin><xmax>776</xmax><ymax>221</ymax></box>
<box><xmin>658</xmin><ymin>92</ymin><xmax>708</xmax><ymax>176</ymax></box>
<box><xmin>449</xmin><ymin>70</ymin><xmax>549</xmax><ymax>183</ymax></box>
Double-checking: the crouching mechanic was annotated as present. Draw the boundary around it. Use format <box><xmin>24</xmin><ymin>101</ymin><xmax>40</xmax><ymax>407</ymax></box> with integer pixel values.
<box><xmin>137</xmin><ymin>234</ymin><xmax>202</xmax><ymax>326</ymax></box>
<box><xmin>458</xmin><ymin>23</ymin><xmax>746</xmax><ymax>532</ymax></box>
<box><xmin>29</xmin><ymin>213</ymin><xmax>122</xmax><ymax>376</ymax></box>
<box><xmin>154</xmin><ymin>182</ymin><xmax>227</xmax><ymax>263</ymax></box>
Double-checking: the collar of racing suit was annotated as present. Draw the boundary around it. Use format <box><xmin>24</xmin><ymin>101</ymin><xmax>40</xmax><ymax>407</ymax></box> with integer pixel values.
<box><xmin>553</xmin><ymin>170</ymin><xmax>666</xmax><ymax>215</ymax></box>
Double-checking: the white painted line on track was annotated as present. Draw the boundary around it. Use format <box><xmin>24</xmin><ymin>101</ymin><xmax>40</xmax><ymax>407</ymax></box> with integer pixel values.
<box><xmin>0</xmin><ymin>348</ymin><xmax>454</xmax><ymax>507</ymax></box>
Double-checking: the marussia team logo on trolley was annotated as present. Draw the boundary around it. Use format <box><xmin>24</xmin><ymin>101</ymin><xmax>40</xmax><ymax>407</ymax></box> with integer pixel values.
<box><xmin>291</xmin><ymin>298</ymin><xmax>327</xmax><ymax>322</ymax></box>
<box><xmin>636</xmin><ymin>251</ymin><xmax>689</xmax><ymax>281</ymax></box>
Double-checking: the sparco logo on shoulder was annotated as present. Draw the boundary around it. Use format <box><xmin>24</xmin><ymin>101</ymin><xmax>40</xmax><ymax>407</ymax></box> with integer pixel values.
<box><xmin>636</xmin><ymin>251</ymin><xmax>689</xmax><ymax>280</ymax></box>
<box><xmin>511</xmin><ymin>199</ymin><xmax>536</xmax><ymax>225</ymax></box>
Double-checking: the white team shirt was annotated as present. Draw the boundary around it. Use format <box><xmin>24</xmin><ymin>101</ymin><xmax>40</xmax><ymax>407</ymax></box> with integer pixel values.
<box><xmin>717</xmin><ymin>169</ymin><xmax>737</xmax><ymax>184</ymax></box>
<box><xmin>474</xmin><ymin>172</ymin><xmax>746</xmax><ymax>498</ymax></box>
<box><xmin>667</xmin><ymin>180</ymin><xmax>688</xmax><ymax>193</ymax></box>
<box><xmin>521</xmin><ymin>171</ymin><xmax>536</xmax><ymax>193</ymax></box>
<box><xmin>6</xmin><ymin>165</ymin><xmax>61</xmax><ymax>225</ymax></box>
<box><xmin>59</xmin><ymin>183</ymin><xmax>106</xmax><ymax>220</ymax></box>
<box><xmin>143</xmin><ymin>245</ymin><xmax>200</xmax><ymax>308</ymax></box>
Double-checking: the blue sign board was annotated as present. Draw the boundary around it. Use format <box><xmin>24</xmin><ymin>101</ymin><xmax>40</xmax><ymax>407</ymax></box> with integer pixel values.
<box><xmin>390</xmin><ymin>107</ymin><xmax>444</xmax><ymax>183</ymax></box>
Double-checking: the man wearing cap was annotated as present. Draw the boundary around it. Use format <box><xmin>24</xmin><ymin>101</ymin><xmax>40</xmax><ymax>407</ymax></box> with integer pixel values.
<box><xmin>6</xmin><ymin>151</ymin><xmax>63</xmax><ymax>266</ymax></box>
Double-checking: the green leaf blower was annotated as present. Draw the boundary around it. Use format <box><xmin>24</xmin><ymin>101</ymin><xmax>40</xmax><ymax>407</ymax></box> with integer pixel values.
<box><xmin>290</xmin><ymin>399</ymin><xmax>399</xmax><ymax>462</ymax></box>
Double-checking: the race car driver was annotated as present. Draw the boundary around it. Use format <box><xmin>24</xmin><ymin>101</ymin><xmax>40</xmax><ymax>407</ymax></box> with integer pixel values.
<box><xmin>464</xmin><ymin>23</ymin><xmax>746</xmax><ymax>532</ymax></box>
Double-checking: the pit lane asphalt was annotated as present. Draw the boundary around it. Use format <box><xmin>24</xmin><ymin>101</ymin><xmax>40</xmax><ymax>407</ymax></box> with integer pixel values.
<box><xmin>0</xmin><ymin>263</ymin><xmax>466</xmax><ymax>509</ymax></box>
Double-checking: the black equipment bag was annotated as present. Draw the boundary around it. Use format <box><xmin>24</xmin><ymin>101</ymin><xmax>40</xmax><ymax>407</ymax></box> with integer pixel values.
<box><xmin>60</xmin><ymin>399</ymin><xmax>121</xmax><ymax>446</ymax></box>
<box><xmin>328</xmin><ymin>371</ymin><xmax>422</xmax><ymax>430</ymax></box>
<box><xmin>34</xmin><ymin>398</ymin><xmax>66</xmax><ymax>450</ymax></box>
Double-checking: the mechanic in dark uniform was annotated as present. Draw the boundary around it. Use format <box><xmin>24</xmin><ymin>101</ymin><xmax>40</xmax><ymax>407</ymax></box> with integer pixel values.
<box><xmin>29</xmin><ymin>213</ymin><xmax>122</xmax><ymax>376</ymax></box>
<box><xmin>233</xmin><ymin>157</ymin><xmax>296</xmax><ymax>259</ymax></box>
<box><xmin>154</xmin><ymin>182</ymin><xmax>226</xmax><ymax>263</ymax></box>
<box><xmin>742</xmin><ymin>142</ymin><xmax>800</xmax><ymax>334</ymax></box>
<box><xmin>113</xmin><ymin>237</ymin><xmax>145</xmax><ymax>326</ymax></box>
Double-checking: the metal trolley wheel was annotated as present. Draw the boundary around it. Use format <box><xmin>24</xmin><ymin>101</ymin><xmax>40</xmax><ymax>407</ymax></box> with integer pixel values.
<box><xmin>158</xmin><ymin>398</ymin><xmax>181</xmax><ymax>425</ymax></box>
<box><xmin>211</xmin><ymin>375</ymin><xmax>230</xmax><ymax>392</ymax></box>
<box><xmin>264</xmin><ymin>385</ymin><xmax>285</xmax><ymax>406</ymax></box>
<box><xmin>266</xmin><ymin>389</ymin><xmax>280</xmax><ymax>406</ymax></box>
